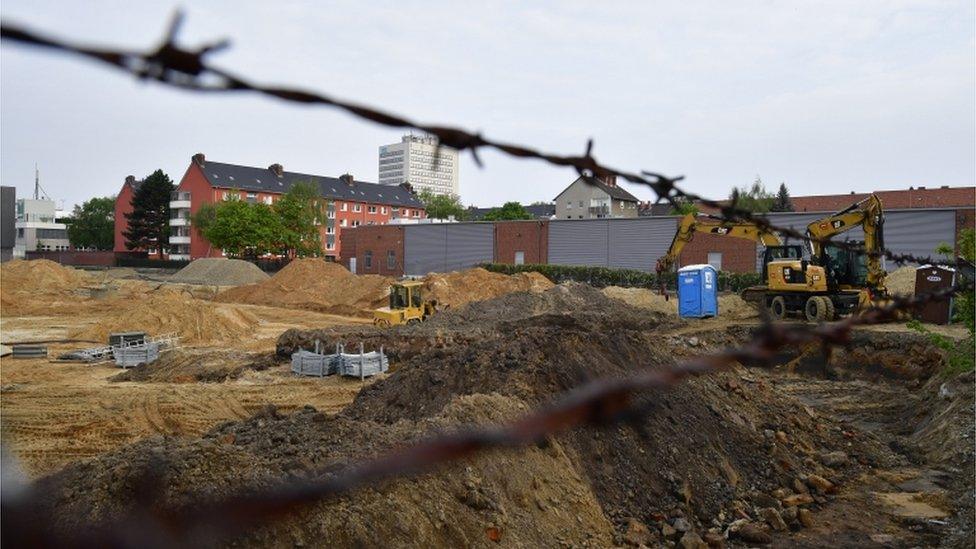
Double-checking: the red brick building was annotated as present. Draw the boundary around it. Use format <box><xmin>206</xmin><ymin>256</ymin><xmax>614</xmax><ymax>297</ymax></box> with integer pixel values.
<box><xmin>113</xmin><ymin>175</ymin><xmax>143</xmax><ymax>254</ymax></box>
<box><xmin>114</xmin><ymin>154</ymin><xmax>426</xmax><ymax>261</ymax></box>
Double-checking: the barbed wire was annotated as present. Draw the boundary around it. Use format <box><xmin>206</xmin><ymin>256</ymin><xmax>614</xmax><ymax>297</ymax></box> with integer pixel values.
<box><xmin>0</xmin><ymin>13</ymin><xmax>968</xmax><ymax>273</ymax></box>
<box><xmin>2</xmin><ymin>281</ymin><xmax>970</xmax><ymax>548</ymax></box>
<box><xmin>1</xmin><ymin>11</ymin><xmax>974</xmax><ymax>549</ymax></box>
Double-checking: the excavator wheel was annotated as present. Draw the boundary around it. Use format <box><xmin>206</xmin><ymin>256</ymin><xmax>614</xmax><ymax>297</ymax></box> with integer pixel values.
<box><xmin>769</xmin><ymin>296</ymin><xmax>787</xmax><ymax>320</ymax></box>
<box><xmin>804</xmin><ymin>296</ymin><xmax>829</xmax><ymax>322</ymax></box>
<box><xmin>819</xmin><ymin>296</ymin><xmax>836</xmax><ymax>321</ymax></box>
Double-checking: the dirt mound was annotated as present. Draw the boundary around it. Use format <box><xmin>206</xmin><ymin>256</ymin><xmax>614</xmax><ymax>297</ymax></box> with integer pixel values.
<box><xmin>0</xmin><ymin>260</ymin><xmax>94</xmax><ymax>314</ymax></box>
<box><xmin>170</xmin><ymin>258</ymin><xmax>269</xmax><ymax>286</ymax></box>
<box><xmin>602</xmin><ymin>286</ymin><xmax>758</xmax><ymax>319</ymax></box>
<box><xmin>215</xmin><ymin>259</ymin><xmax>392</xmax><ymax>317</ymax></box>
<box><xmin>886</xmin><ymin>266</ymin><xmax>917</xmax><ymax>295</ymax></box>
<box><xmin>423</xmin><ymin>268</ymin><xmax>554</xmax><ymax>309</ymax></box>
<box><xmin>69</xmin><ymin>289</ymin><xmax>260</xmax><ymax>344</ymax></box>
<box><xmin>30</xmin><ymin>285</ymin><xmax>882</xmax><ymax>546</ymax></box>
<box><xmin>111</xmin><ymin>349</ymin><xmax>276</xmax><ymax>383</ymax></box>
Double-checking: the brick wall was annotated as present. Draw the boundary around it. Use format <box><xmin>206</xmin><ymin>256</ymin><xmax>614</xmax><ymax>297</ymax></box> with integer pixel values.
<box><xmin>494</xmin><ymin>220</ymin><xmax>548</xmax><ymax>264</ymax></box>
<box><xmin>26</xmin><ymin>250</ymin><xmax>117</xmax><ymax>266</ymax></box>
<box><xmin>678</xmin><ymin>232</ymin><xmax>757</xmax><ymax>273</ymax></box>
<box><xmin>342</xmin><ymin>225</ymin><xmax>404</xmax><ymax>276</ymax></box>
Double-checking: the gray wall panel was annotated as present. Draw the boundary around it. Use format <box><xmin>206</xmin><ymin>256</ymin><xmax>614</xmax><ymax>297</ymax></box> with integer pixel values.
<box><xmin>883</xmin><ymin>210</ymin><xmax>955</xmax><ymax>264</ymax></box>
<box><xmin>404</xmin><ymin>224</ymin><xmax>447</xmax><ymax>276</ymax></box>
<box><xmin>608</xmin><ymin>217</ymin><xmax>677</xmax><ymax>272</ymax></box>
<box><xmin>444</xmin><ymin>223</ymin><xmax>494</xmax><ymax>272</ymax></box>
<box><xmin>548</xmin><ymin>220</ymin><xmax>609</xmax><ymax>266</ymax></box>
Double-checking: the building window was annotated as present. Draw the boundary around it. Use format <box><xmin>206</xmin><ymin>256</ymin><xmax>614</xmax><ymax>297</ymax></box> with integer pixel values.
<box><xmin>381</xmin><ymin>206</ymin><xmax>387</xmax><ymax>215</ymax></box>
<box><xmin>17</xmin><ymin>228</ymin><xmax>24</xmax><ymax>238</ymax></box>
<box><xmin>246</xmin><ymin>193</ymin><xmax>257</xmax><ymax>203</ymax></box>
<box><xmin>327</xmin><ymin>210</ymin><xmax>336</xmax><ymax>219</ymax></box>
<box><xmin>387</xmin><ymin>250</ymin><xmax>396</xmax><ymax>270</ymax></box>
<box><xmin>222</xmin><ymin>191</ymin><xmax>230</xmax><ymax>200</ymax></box>
<box><xmin>264</xmin><ymin>196</ymin><xmax>273</xmax><ymax>205</ymax></box>
<box><xmin>514</xmin><ymin>251</ymin><xmax>525</xmax><ymax>265</ymax></box>
<box><xmin>567</xmin><ymin>201</ymin><xmax>572</xmax><ymax>209</ymax></box>
<box><xmin>368</xmin><ymin>206</ymin><xmax>377</xmax><ymax>214</ymax></box>
<box><xmin>326</xmin><ymin>226</ymin><xmax>335</xmax><ymax>234</ymax></box>
<box><xmin>353</xmin><ymin>204</ymin><xmax>362</xmax><ymax>212</ymax></box>
<box><xmin>340</xmin><ymin>202</ymin><xmax>347</xmax><ymax>211</ymax></box>
<box><xmin>579</xmin><ymin>200</ymin><xmax>584</xmax><ymax>208</ymax></box>
<box><xmin>412</xmin><ymin>210</ymin><xmax>420</xmax><ymax>217</ymax></box>
<box><xmin>364</xmin><ymin>250</ymin><xmax>372</xmax><ymax>269</ymax></box>
<box><xmin>352</xmin><ymin>220</ymin><xmax>360</xmax><ymax>227</ymax></box>
<box><xmin>326</xmin><ymin>242</ymin><xmax>335</xmax><ymax>251</ymax></box>
<box><xmin>707</xmin><ymin>252</ymin><xmax>723</xmax><ymax>271</ymax></box>
<box><xmin>403</xmin><ymin>209</ymin><xmax>410</xmax><ymax>217</ymax></box>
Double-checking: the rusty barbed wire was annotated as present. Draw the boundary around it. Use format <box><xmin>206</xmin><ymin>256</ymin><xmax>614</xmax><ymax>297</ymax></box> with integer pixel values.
<box><xmin>0</xmin><ymin>13</ymin><xmax>967</xmax><ymax>273</ymax></box>
<box><xmin>1</xmin><ymin>11</ymin><xmax>974</xmax><ymax>549</ymax></box>
<box><xmin>2</xmin><ymin>280</ymin><xmax>970</xmax><ymax>548</ymax></box>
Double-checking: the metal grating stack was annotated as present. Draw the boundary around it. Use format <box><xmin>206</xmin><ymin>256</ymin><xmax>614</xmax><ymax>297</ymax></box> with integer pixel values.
<box><xmin>291</xmin><ymin>342</ymin><xmax>388</xmax><ymax>379</ymax></box>
<box><xmin>113</xmin><ymin>342</ymin><xmax>161</xmax><ymax>368</ymax></box>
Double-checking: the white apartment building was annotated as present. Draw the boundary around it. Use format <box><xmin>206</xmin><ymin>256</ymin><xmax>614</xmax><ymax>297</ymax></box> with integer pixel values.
<box><xmin>378</xmin><ymin>135</ymin><xmax>460</xmax><ymax>197</ymax></box>
<box><xmin>13</xmin><ymin>197</ymin><xmax>70</xmax><ymax>257</ymax></box>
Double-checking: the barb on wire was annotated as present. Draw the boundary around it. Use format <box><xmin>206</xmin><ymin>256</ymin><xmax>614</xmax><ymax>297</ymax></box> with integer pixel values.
<box><xmin>2</xmin><ymin>280</ymin><xmax>968</xmax><ymax>547</ymax></box>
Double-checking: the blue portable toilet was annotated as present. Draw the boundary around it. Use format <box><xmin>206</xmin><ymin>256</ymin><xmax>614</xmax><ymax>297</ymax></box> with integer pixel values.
<box><xmin>677</xmin><ymin>264</ymin><xmax>718</xmax><ymax>318</ymax></box>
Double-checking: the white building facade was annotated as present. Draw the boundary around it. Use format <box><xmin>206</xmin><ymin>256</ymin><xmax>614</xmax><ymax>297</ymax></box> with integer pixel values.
<box><xmin>13</xmin><ymin>198</ymin><xmax>70</xmax><ymax>257</ymax></box>
<box><xmin>378</xmin><ymin>135</ymin><xmax>460</xmax><ymax>197</ymax></box>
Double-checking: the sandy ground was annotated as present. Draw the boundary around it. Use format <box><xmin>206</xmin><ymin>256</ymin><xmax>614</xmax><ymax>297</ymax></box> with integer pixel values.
<box><xmin>1</xmin><ymin>303</ymin><xmax>369</xmax><ymax>478</ymax></box>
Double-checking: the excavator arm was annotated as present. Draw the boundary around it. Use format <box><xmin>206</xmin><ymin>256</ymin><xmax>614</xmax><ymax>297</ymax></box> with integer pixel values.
<box><xmin>656</xmin><ymin>213</ymin><xmax>782</xmax><ymax>295</ymax></box>
<box><xmin>806</xmin><ymin>194</ymin><xmax>886</xmax><ymax>291</ymax></box>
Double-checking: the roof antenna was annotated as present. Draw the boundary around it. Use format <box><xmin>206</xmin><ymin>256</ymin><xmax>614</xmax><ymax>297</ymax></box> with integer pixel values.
<box><xmin>34</xmin><ymin>164</ymin><xmax>39</xmax><ymax>200</ymax></box>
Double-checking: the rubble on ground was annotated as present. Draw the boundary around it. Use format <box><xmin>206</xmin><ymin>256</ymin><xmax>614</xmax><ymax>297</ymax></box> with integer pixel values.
<box><xmin>169</xmin><ymin>258</ymin><xmax>270</xmax><ymax>286</ymax></box>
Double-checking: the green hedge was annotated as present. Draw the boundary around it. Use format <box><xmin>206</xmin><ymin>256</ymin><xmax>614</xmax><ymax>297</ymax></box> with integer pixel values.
<box><xmin>480</xmin><ymin>263</ymin><xmax>761</xmax><ymax>292</ymax></box>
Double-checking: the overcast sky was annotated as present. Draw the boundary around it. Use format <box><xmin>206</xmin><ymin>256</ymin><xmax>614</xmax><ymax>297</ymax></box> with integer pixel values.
<box><xmin>1</xmin><ymin>1</ymin><xmax>973</xmax><ymax>211</ymax></box>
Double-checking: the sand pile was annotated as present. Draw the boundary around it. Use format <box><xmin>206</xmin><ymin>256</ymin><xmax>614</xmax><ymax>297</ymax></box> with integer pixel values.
<box><xmin>0</xmin><ymin>260</ymin><xmax>94</xmax><ymax>314</ymax></box>
<box><xmin>110</xmin><ymin>349</ymin><xmax>275</xmax><ymax>383</ymax></box>
<box><xmin>215</xmin><ymin>259</ymin><xmax>392</xmax><ymax>317</ymax></box>
<box><xmin>602</xmin><ymin>286</ymin><xmax>758</xmax><ymax>319</ymax></box>
<box><xmin>422</xmin><ymin>267</ymin><xmax>554</xmax><ymax>309</ymax></box>
<box><xmin>886</xmin><ymin>266</ymin><xmax>917</xmax><ymax>295</ymax></box>
<box><xmin>170</xmin><ymin>258</ymin><xmax>269</xmax><ymax>286</ymax></box>
<box><xmin>70</xmin><ymin>288</ymin><xmax>259</xmax><ymax>344</ymax></box>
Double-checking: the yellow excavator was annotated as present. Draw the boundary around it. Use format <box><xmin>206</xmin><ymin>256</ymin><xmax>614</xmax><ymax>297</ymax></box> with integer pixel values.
<box><xmin>657</xmin><ymin>195</ymin><xmax>887</xmax><ymax>321</ymax></box>
<box><xmin>372</xmin><ymin>281</ymin><xmax>437</xmax><ymax>327</ymax></box>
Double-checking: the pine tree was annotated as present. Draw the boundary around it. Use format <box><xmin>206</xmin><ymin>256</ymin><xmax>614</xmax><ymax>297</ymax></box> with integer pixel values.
<box><xmin>123</xmin><ymin>169</ymin><xmax>174</xmax><ymax>257</ymax></box>
<box><xmin>771</xmin><ymin>182</ymin><xmax>795</xmax><ymax>212</ymax></box>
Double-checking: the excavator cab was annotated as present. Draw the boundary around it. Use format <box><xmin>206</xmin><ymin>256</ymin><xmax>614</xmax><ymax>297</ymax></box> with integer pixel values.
<box><xmin>819</xmin><ymin>242</ymin><xmax>869</xmax><ymax>289</ymax></box>
<box><xmin>760</xmin><ymin>245</ymin><xmax>804</xmax><ymax>282</ymax></box>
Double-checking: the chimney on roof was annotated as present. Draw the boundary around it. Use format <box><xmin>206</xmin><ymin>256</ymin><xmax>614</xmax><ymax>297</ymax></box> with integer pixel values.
<box><xmin>125</xmin><ymin>175</ymin><xmax>136</xmax><ymax>186</ymax></box>
<box><xmin>340</xmin><ymin>173</ymin><xmax>355</xmax><ymax>186</ymax></box>
<box><xmin>399</xmin><ymin>181</ymin><xmax>414</xmax><ymax>194</ymax></box>
<box><xmin>941</xmin><ymin>185</ymin><xmax>949</xmax><ymax>189</ymax></box>
<box><xmin>268</xmin><ymin>163</ymin><xmax>284</xmax><ymax>177</ymax></box>
<box><xmin>597</xmin><ymin>173</ymin><xmax>617</xmax><ymax>187</ymax></box>
<box><xmin>918</xmin><ymin>186</ymin><xmax>925</xmax><ymax>190</ymax></box>
<box><xmin>192</xmin><ymin>153</ymin><xmax>206</xmax><ymax>166</ymax></box>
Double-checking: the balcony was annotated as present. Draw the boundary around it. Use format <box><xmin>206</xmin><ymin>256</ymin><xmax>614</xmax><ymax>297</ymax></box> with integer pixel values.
<box><xmin>170</xmin><ymin>191</ymin><xmax>191</xmax><ymax>210</ymax></box>
<box><xmin>169</xmin><ymin>254</ymin><xmax>190</xmax><ymax>261</ymax></box>
<box><xmin>170</xmin><ymin>235</ymin><xmax>191</xmax><ymax>245</ymax></box>
<box><xmin>170</xmin><ymin>217</ymin><xmax>190</xmax><ymax>227</ymax></box>
<box><xmin>588</xmin><ymin>205</ymin><xmax>609</xmax><ymax>216</ymax></box>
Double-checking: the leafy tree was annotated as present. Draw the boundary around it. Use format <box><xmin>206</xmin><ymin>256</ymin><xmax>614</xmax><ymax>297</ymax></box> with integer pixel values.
<box><xmin>123</xmin><ymin>169</ymin><xmax>174</xmax><ymax>257</ymax></box>
<box><xmin>67</xmin><ymin>196</ymin><xmax>115</xmax><ymax>250</ymax></box>
<box><xmin>669</xmin><ymin>197</ymin><xmax>699</xmax><ymax>216</ymax></box>
<box><xmin>728</xmin><ymin>176</ymin><xmax>775</xmax><ymax>213</ymax></box>
<box><xmin>192</xmin><ymin>197</ymin><xmax>282</xmax><ymax>257</ymax></box>
<box><xmin>418</xmin><ymin>189</ymin><xmax>466</xmax><ymax>220</ymax></box>
<box><xmin>274</xmin><ymin>181</ymin><xmax>325</xmax><ymax>257</ymax></box>
<box><xmin>482</xmin><ymin>201</ymin><xmax>533</xmax><ymax>221</ymax></box>
<box><xmin>771</xmin><ymin>182</ymin><xmax>795</xmax><ymax>212</ymax></box>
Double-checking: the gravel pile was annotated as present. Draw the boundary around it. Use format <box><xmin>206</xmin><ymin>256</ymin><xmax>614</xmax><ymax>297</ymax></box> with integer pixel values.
<box><xmin>170</xmin><ymin>258</ymin><xmax>269</xmax><ymax>286</ymax></box>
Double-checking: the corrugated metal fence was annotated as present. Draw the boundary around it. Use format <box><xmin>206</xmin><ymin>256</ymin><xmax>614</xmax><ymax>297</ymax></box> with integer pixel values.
<box><xmin>404</xmin><ymin>223</ymin><xmax>494</xmax><ymax>276</ymax></box>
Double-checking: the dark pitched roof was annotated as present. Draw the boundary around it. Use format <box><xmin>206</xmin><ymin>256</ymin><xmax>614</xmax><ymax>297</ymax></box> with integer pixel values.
<box><xmin>554</xmin><ymin>176</ymin><xmax>640</xmax><ymax>202</ymax></box>
<box><xmin>197</xmin><ymin>160</ymin><xmax>424</xmax><ymax>208</ymax></box>
<box><xmin>466</xmin><ymin>203</ymin><xmax>555</xmax><ymax>220</ymax></box>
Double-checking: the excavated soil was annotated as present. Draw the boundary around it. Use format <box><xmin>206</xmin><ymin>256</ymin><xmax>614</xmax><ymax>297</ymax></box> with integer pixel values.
<box><xmin>170</xmin><ymin>258</ymin><xmax>270</xmax><ymax>286</ymax></box>
<box><xmin>0</xmin><ymin>259</ymin><xmax>95</xmax><ymax>315</ymax></box>
<box><xmin>22</xmin><ymin>283</ymin><xmax>971</xmax><ymax>547</ymax></box>
<box><xmin>110</xmin><ymin>349</ymin><xmax>278</xmax><ymax>383</ymax></box>
<box><xmin>69</xmin><ymin>288</ymin><xmax>260</xmax><ymax>345</ymax></box>
<box><xmin>215</xmin><ymin>259</ymin><xmax>393</xmax><ymax>317</ymax></box>
<box><xmin>602</xmin><ymin>286</ymin><xmax>758</xmax><ymax>319</ymax></box>
<box><xmin>423</xmin><ymin>268</ymin><xmax>554</xmax><ymax>309</ymax></box>
<box><xmin>886</xmin><ymin>266</ymin><xmax>917</xmax><ymax>296</ymax></box>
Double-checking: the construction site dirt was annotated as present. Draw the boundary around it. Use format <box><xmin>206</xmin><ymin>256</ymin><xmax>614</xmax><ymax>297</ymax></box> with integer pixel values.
<box><xmin>1</xmin><ymin>260</ymin><xmax>973</xmax><ymax>547</ymax></box>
